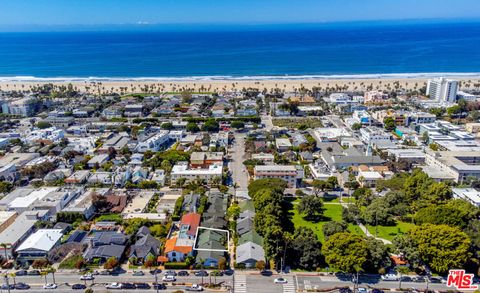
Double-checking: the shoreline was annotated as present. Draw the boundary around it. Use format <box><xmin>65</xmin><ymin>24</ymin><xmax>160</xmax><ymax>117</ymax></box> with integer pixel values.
<box><xmin>1</xmin><ymin>74</ymin><xmax>479</xmax><ymax>93</ymax></box>
<box><xmin>1</xmin><ymin>72</ymin><xmax>480</xmax><ymax>82</ymax></box>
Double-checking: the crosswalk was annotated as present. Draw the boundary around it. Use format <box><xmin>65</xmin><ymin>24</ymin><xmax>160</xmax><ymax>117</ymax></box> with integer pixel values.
<box><xmin>234</xmin><ymin>274</ymin><xmax>247</xmax><ymax>293</ymax></box>
<box><xmin>283</xmin><ymin>276</ymin><xmax>296</xmax><ymax>293</ymax></box>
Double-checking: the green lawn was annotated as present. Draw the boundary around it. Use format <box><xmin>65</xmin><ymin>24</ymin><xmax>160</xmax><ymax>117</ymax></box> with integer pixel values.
<box><xmin>59</xmin><ymin>255</ymin><xmax>84</xmax><ymax>269</ymax></box>
<box><xmin>290</xmin><ymin>199</ymin><xmax>361</xmax><ymax>242</ymax></box>
<box><xmin>324</xmin><ymin>197</ymin><xmax>356</xmax><ymax>204</ymax></box>
<box><xmin>366</xmin><ymin>221</ymin><xmax>416</xmax><ymax>241</ymax></box>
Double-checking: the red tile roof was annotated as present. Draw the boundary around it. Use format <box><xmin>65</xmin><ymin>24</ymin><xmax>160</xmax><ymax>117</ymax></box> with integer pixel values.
<box><xmin>180</xmin><ymin>213</ymin><xmax>201</xmax><ymax>237</ymax></box>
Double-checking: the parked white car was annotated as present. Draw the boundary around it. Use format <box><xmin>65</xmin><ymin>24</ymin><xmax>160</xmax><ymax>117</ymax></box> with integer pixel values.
<box><xmin>186</xmin><ymin>284</ymin><xmax>204</xmax><ymax>291</ymax></box>
<box><xmin>162</xmin><ymin>275</ymin><xmax>176</xmax><ymax>282</ymax></box>
<box><xmin>80</xmin><ymin>273</ymin><xmax>94</xmax><ymax>280</ymax></box>
<box><xmin>274</xmin><ymin>277</ymin><xmax>288</xmax><ymax>284</ymax></box>
<box><xmin>105</xmin><ymin>282</ymin><xmax>123</xmax><ymax>289</ymax></box>
<box><xmin>381</xmin><ymin>274</ymin><xmax>398</xmax><ymax>281</ymax></box>
<box><xmin>43</xmin><ymin>283</ymin><xmax>57</xmax><ymax>289</ymax></box>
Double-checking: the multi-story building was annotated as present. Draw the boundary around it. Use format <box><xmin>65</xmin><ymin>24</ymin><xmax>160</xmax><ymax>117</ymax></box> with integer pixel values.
<box><xmin>253</xmin><ymin>165</ymin><xmax>303</xmax><ymax>188</ymax></box>
<box><xmin>360</xmin><ymin>127</ymin><xmax>391</xmax><ymax>144</ymax></box>
<box><xmin>426</xmin><ymin>77</ymin><xmax>458</xmax><ymax>103</ymax></box>
<box><xmin>364</xmin><ymin>91</ymin><xmax>388</xmax><ymax>103</ymax></box>
<box><xmin>424</xmin><ymin>150</ymin><xmax>480</xmax><ymax>182</ymax></box>
<box><xmin>171</xmin><ymin>162</ymin><xmax>223</xmax><ymax>185</ymax></box>
<box><xmin>135</xmin><ymin>130</ymin><xmax>170</xmax><ymax>153</ymax></box>
<box><xmin>2</xmin><ymin>97</ymin><xmax>41</xmax><ymax>117</ymax></box>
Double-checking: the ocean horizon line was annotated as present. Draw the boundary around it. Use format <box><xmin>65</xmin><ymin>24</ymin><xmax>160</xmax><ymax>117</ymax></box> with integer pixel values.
<box><xmin>1</xmin><ymin>73</ymin><xmax>480</xmax><ymax>83</ymax></box>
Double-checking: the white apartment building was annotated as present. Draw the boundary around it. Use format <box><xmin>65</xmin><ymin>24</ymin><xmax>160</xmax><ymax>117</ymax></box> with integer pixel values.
<box><xmin>253</xmin><ymin>165</ymin><xmax>303</xmax><ymax>188</ymax></box>
<box><xmin>364</xmin><ymin>91</ymin><xmax>388</xmax><ymax>103</ymax></box>
<box><xmin>135</xmin><ymin>130</ymin><xmax>170</xmax><ymax>153</ymax></box>
<box><xmin>170</xmin><ymin>162</ymin><xmax>223</xmax><ymax>185</ymax></box>
<box><xmin>424</xmin><ymin>150</ymin><xmax>480</xmax><ymax>182</ymax></box>
<box><xmin>360</xmin><ymin>127</ymin><xmax>391</xmax><ymax>144</ymax></box>
<box><xmin>426</xmin><ymin>77</ymin><xmax>458</xmax><ymax>103</ymax></box>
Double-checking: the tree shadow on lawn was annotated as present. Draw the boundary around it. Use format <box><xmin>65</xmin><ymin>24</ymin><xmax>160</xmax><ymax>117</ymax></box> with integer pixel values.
<box><xmin>284</xmin><ymin>197</ymin><xmax>332</xmax><ymax>224</ymax></box>
<box><xmin>302</xmin><ymin>214</ymin><xmax>331</xmax><ymax>223</ymax></box>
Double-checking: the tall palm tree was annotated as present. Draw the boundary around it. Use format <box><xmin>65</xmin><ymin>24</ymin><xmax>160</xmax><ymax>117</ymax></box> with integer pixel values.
<box><xmin>9</xmin><ymin>272</ymin><xmax>16</xmax><ymax>286</ymax></box>
<box><xmin>40</xmin><ymin>271</ymin><xmax>48</xmax><ymax>286</ymax></box>
<box><xmin>0</xmin><ymin>243</ymin><xmax>8</xmax><ymax>261</ymax></box>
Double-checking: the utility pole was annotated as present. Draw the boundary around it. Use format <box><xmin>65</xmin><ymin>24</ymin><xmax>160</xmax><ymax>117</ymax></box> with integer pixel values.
<box><xmin>4</xmin><ymin>275</ymin><xmax>11</xmax><ymax>293</ymax></box>
<box><xmin>154</xmin><ymin>271</ymin><xmax>159</xmax><ymax>293</ymax></box>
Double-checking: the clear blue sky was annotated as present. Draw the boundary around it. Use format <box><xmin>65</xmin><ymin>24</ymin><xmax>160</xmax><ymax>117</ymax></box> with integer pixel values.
<box><xmin>1</xmin><ymin>0</ymin><xmax>480</xmax><ymax>27</ymax></box>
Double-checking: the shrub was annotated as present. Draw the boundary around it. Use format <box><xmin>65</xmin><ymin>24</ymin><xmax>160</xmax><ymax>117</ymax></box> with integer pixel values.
<box><xmin>164</xmin><ymin>262</ymin><xmax>189</xmax><ymax>269</ymax></box>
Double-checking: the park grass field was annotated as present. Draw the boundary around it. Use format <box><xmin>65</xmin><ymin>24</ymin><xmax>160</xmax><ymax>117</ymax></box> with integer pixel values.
<box><xmin>289</xmin><ymin>199</ymin><xmax>361</xmax><ymax>242</ymax></box>
<box><xmin>366</xmin><ymin>221</ymin><xmax>416</xmax><ymax>241</ymax></box>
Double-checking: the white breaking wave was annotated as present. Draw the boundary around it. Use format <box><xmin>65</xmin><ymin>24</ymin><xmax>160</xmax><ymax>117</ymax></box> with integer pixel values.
<box><xmin>0</xmin><ymin>72</ymin><xmax>480</xmax><ymax>82</ymax></box>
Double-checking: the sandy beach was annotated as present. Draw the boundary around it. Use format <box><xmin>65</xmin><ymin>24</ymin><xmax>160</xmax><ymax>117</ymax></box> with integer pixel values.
<box><xmin>1</xmin><ymin>76</ymin><xmax>480</xmax><ymax>94</ymax></box>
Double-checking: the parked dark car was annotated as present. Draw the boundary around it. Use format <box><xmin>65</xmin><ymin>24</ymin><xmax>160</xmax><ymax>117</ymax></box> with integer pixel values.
<box><xmin>194</xmin><ymin>270</ymin><xmax>208</xmax><ymax>277</ymax></box>
<box><xmin>150</xmin><ymin>269</ymin><xmax>162</xmax><ymax>275</ymax></box>
<box><xmin>27</xmin><ymin>270</ymin><xmax>40</xmax><ymax>275</ymax></box>
<box><xmin>178</xmin><ymin>271</ymin><xmax>189</xmax><ymax>276</ymax></box>
<box><xmin>153</xmin><ymin>283</ymin><xmax>167</xmax><ymax>290</ymax></box>
<box><xmin>15</xmin><ymin>282</ymin><xmax>30</xmax><ymax>290</ymax></box>
<box><xmin>1</xmin><ymin>284</ymin><xmax>15</xmax><ymax>290</ymax></box>
<box><xmin>371</xmin><ymin>289</ymin><xmax>384</xmax><ymax>293</ymax></box>
<box><xmin>121</xmin><ymin>283</ymin><xmax>136</xmax><ymax>289</ymax></box>
<box><xmin>72</xmin><ymin>284</ymin><xmax>87</xmax><ymax>290</ymax></box>
<box><xmin>164</xmin><ymin>270</ymin><xmax>177</xmax><ymax>276</ymax></box>
<box><xmin>339</xmin><ymin>288</ymin><xmax>352</xmax><ymax>293</ymax></box>
<box><xmin>223</xmin><ymin>269</ymin><xmax>234</xmax><ymax>276</ymax></box>
<box><xmin>260</xmin><ymin>270</ymin><xmax>272</xmax><ymax>276</ymax></box>
<box><xmin>134</xmin><ymin>283</ymin><xmax>151</xmax><ymax>289</ymax></box>
<box><xmin>15</xmin><ymin>270</ymin><xmax>28</xmax><ymax>276</ymax></box>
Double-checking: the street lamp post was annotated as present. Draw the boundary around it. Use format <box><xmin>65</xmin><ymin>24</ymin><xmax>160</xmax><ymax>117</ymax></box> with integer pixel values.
<box><xmin>4</xmin><ymin>275</ymin><xmax>10</xmax><ymax>293</ymax></box>
<box><xmin>154</xmin><ymin>271</ymin><xmax>159</xmax><ymax>293</ymax></box>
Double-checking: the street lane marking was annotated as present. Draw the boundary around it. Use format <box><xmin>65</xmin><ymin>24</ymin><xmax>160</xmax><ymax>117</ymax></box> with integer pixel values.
<box><xmin>234</xmin><ymin>274</ymin><xmax>247</xmax><ymax>293</ymax></box>
<box><xmin>283</xmin><ymin>276</ymin><xmax>296</xmax><ymax>293</ymax></box>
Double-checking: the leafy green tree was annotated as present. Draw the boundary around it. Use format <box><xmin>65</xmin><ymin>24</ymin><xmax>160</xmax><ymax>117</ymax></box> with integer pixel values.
<box><xmin>297</xmin><ymin>195</ymin><xmax>324</xmax><ymax>221</ymax></box>
<box><xmin>160</xmin><ymin>122</ymin><xmax>173</xmax><ymax>130</ymax></box>
<box><xmin>362</xmin><ymin>198</ymin><xmax>395</xmax><ymax>226</ymax></box>
<box><xmin>138</xmin><ymin>180</ymin><xmax>158</xmax><ymax>189</ymax></box>
<box><xmin>364</xmin><ymin>237</ymin><xmax>391</xmax><ymax>273</ymax></box>
<box><xmin>465</xmin><ymin>219</ymin><xmax>480</xmax><ymax>257</ymax></box>
<box><xmin>322</xmin><ymin>232</ymin><xmax>368</xmax><ymax>273</ymax></box>
<box><xmin>342</xmin><ymin>205</ymin><xmax>360</xmax><ymax>223</ymax></box>
<box><xmin>0</xmin><ymin>181</ymin><xmax>13</xmax><ymax>194</ymax></box>
<box><xmin>423</xmin><ymin>182</ymin><xmax>452</xmax><ymax>203</ymax></box>
<box><xmin>398</xmin><ymin>224</ymin><xmax>471</xmax><ymax>274</ymax></box>
<box><xmin>403</xmin><ymin>169</ymin><xmax>433</xmax><ymax>203</ymax></box>
<box><xmin>181</xmin><ymin>91</ymin><xmax>193</xmax><ymax>104</ymax></box>
<box><xmin>353</xmin><ymin>188</ymin><xmax>374</xmax><ymax>207</ymax></box>
<box><xmin>186</xmin><ymin>122</ymin><xmax>200</xmax><ymax>133</ymax></box>
<box><xmin>327</xmin><ymin>176</ymin><xmax>338</xmax><ymax>190</ymax></box>
<box><xmin>351</xmin><ymin>123</ymin><xmax>362</xmax><ymax>130</ymax></box>
<box><xmin>201</xmin><ymin>119</ymin><xmax>219</xmax><ymax>132</ymax></box>
<box><xmin>227</xmin><ymin>203</ymin><xmax>241</xmax><ymax>220</ymax></box>
<box><xmin>383</xmin><ymin>117</ymin><xmax>396</xmax><ymax>132</ymax></box>
<box><xmin>447</xmin><ymin>104</ymin><xmax>462</xmax><ymax>117</ymax></box>
<box><xmin>287</xmin><ymin>227</ymin><xmax>323</xmax><ymax>270</ymax></box>
<box><xmin>248</xmin><ymin>178</ymin><xmax>287</xmax><ymax>198</ymax></box>
<box><xmin>231</xmin><ymin>121</ymin><xmax>245</xmax><ymax>129</ymax></box>
<box><xmin>415</xmin><ymin>199</ymin><xmax>478</xmax><ymax>228</ymax></box>
<box><xmin>103</xmin><ymin>256</ymin><xmax>119</xmax><ymax>270</ymax></box>
<box><xmin>311</xmin><ymin>180</ymin><xmax>328</xmax><ymax>196</ymax></box>
<box><xmin>36</xmin><ymin>121</ymin><xmax>52</xmax><ymax>129</ymax></box>
<box><xmin>322</xmin><ymin>221</ymin><xmax>348</xmax><ymax>240</ymax></box>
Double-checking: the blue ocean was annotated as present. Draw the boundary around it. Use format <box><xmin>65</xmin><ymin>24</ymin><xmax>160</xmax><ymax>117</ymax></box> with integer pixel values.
<box><xmin>0</xmin><ymin>21</ymin><xmax>480</xmax><ymax>80</ymax></box>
